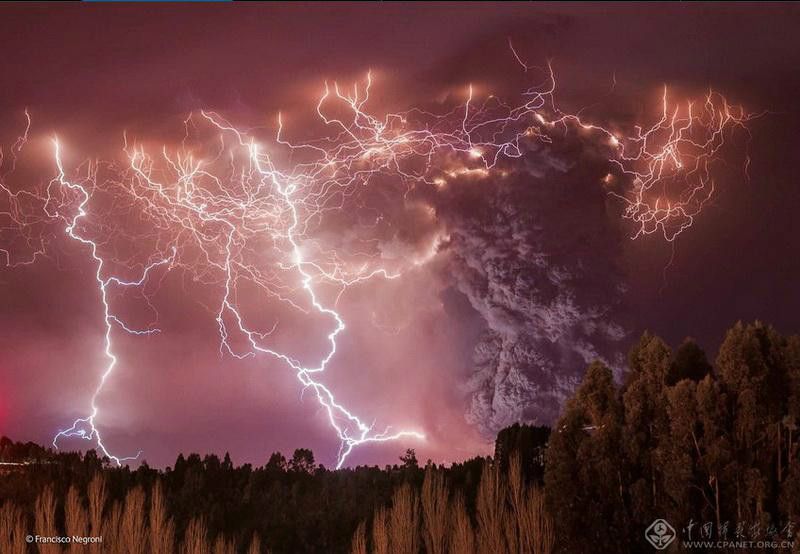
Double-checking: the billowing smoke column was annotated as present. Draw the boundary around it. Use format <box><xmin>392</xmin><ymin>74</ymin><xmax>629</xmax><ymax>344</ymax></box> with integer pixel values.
<box><xmin>0</xmin><ymin>65</ymin><xmax>751</xmax><ymax>464</ymax></box>
<box><xmin>426</xmin><ymin>141</ymin><xmax>628</xmax><ymax>434</ymax></box>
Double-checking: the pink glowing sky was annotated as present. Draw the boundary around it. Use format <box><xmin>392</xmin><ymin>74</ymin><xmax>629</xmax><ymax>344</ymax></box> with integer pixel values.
<box><xmin>1</xmin><ymin>3</ymin><xmax>799</xmax><ymax>468</ymax></box>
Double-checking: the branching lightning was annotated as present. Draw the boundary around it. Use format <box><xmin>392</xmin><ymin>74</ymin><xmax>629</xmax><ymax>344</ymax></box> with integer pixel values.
<box><xmin>0</xmin><ymin>61</ymin><xmax>754</xmax><ymax>468</ymax></box>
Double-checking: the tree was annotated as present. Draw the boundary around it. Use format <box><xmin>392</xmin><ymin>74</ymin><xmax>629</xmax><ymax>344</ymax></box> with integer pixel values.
<box><xmin>694</xmin><ymin>375</ymin><xmax>734</xmax><ymax>531</ymax></box>
<box><xmin>663</xmin><ymin>376</ymin><xmax>733</xmax><ymax>532</ymax></box>
<box><xmin>660</xmin><ymin>379</ymin><xmax>699</xmax><ymax>528</ymax></box>
<box><xmin>544</xmin><ymin>361</ymin><xmax>628</xmax><ymax>553</ymax></box>
<box><xmin>780</xmin><ymin>334</ymin><xmax>800</xmax><ymax>521</ymax></box>
<box><xmin>289</xmin><ymin>449</ymin><xmax>315</xmax><ymax>473</ymax></box>
<box><xmin>266</xmin><ymin>452</ymin><xmax>287</xmax><ymax>472</ymax></box>
<box><xmin>400</xmin><ymin>449</ymin><xmax>419</xmax><ymax>471</ymax></box>
<box><xmin>669</xmin><ymin>338</ymin><xmax>713</xmax><ymax>385</ymax></box>
<box><xmin>716</xmin><ymin>321</ymin><xmax>788</xmax><ymax>525</ymax></box>
<box><xmin>494</xmin><ymin>423</ymin><xmax>550</xmax><ymax>482</ymax></box>
<box><xmin>622</xmin><ymin>332</ymin><xmax>672</xmax><ymax>525</ymax></box>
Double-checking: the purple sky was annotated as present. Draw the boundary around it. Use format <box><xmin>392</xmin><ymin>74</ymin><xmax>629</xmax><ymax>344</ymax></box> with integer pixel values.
<box><xmin>1</xmin><ymin>3</ymin><xmax>799</xmax><ymax>468</ymax></box>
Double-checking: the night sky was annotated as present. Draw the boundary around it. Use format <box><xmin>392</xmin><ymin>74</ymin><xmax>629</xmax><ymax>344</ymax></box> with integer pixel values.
<box><xmin>1</xmin><ymin>3</ymin><xmax>799</xmax><ymax>469</ymax></box>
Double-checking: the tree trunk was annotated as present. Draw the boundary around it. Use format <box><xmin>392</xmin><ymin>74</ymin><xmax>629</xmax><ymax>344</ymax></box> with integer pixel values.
<box><xmin>778</xmin><ymin>424</ymin><xmax>782</xmax><ymax>482</ymax></box>
<box><xmin>651</xmin><ymin>464</ymin><xmax>657</xmax><ymax>508</ymax></box>
<box><xmin>736</xmin><ymin>477</ymin><xmax>742</xmax><ymax>521</ymax></box>
<box><xmin>714</xmin><ymin>477</ymin><xmax>721</xmax><ymax>533</ymax></box>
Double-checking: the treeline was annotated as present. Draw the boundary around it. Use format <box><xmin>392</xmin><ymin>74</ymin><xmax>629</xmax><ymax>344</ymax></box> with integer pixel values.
<box><xmin>544</xmin><ymin>321</ymin><xmax>800</xmax><ymax>552</ymax></box>
<box><xmin>0</xmin><ymin>441</ymin><xmax>549</xmax><ymax>554</ymax></box>
<box><xmin>1</xmin><ymin>321</ymin><xmax>798</xmax><ymax>553</ymax></box>
<box><xmin>0</xmin><ymin>439</ymin><xmax>515</xmax><ymax>552</ymax></box>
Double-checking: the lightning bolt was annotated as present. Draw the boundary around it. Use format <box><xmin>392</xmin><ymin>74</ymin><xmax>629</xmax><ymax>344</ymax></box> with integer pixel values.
<box><xmin>49</xmin><ymin>139</ymin><xmax>176</xmax><ymax>465</ymax></box>
<box><xmin>0</xmin><ymin>57</ymin><xmax>755</xmax><ymax>468</ymax></box>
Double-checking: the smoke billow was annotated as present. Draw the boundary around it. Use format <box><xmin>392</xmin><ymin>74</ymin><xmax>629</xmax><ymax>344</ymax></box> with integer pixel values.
<box><xmin>426</xmin><ymin>140</ymin><xmax>628</xmax><ymax>435</ymax></box>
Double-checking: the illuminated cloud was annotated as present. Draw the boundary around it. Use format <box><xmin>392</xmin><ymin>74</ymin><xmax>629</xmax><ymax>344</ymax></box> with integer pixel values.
<box><xmin>0</xmin><ymin>5</ymin><xmax>787</xmax><ymax>469</ymax></box>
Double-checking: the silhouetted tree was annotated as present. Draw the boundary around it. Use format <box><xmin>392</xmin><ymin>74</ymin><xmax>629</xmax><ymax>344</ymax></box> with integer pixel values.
<box><xmin>399</xmin><ymin>449</ymin><xmax>419</xmax><ymax>471</ymax></box>
<box><xmin>266</xmin><ymin>452</ymin><xmax>287</xmax><ymax>472</ymax></box>
<box><xmin>545</xmin><ymin>361</ymin><xmax>628</xmax><ymax>553</ymax></box>
<box><xmin>668</xmin><ymin>338</ymin><xmax>713</xmax><ymax>385</ymax></box>
<box><xmin>622</xmin><ymin>332</ymin><xmax>671</xmax><ymax>525</ymax></box>
<box><xmin>494</xmin><ymin>423</ymin><xmax>550</xmax><ymax>482</ymax></box>
<box><xmin>288</xmin><ymin>448</ymin><xmax>315</xmax><ymax>473</ymax></box>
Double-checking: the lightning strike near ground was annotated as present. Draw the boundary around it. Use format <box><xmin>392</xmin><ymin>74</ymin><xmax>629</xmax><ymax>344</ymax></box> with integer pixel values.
<box><xmin>0</xmin><ymin>64</ymin><xmax>752</xmax><ymax>468</ymax></box>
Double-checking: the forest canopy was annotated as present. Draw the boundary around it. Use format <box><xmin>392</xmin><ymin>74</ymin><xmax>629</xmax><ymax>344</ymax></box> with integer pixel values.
<box><xmin>1</xmin><ymin>321</ymin><xmax>798</xmax><ymax>553</ymax></box>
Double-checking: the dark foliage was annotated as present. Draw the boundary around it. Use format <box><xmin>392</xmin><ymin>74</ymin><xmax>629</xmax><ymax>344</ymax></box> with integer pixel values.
<box><xmin>494</xmin><ymin>423</ymin><xmax>550</xmax><ymax>482</ymax></box>
<box><xmin>2</xmin><ymin>321</ymin><xmax>798</xmax><ymax>553</ymax></box>
<box><xmin>1</xmin><ymin>439</ymin><xmax>545</xmax><ymax>553</ymax></box>
<box><xmin>545</xmin><ymin>321</ymin><xmax>800</xmax><ymax>553</ymax></box>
